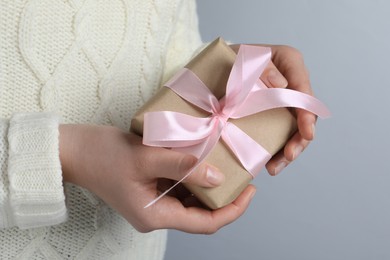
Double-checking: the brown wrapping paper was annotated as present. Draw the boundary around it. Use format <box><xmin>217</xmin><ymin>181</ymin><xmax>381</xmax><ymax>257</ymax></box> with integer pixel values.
<box><xmin>131</xmin><ymin>38</ymin><xmax>297</xmax><ymax>209</ymax></box>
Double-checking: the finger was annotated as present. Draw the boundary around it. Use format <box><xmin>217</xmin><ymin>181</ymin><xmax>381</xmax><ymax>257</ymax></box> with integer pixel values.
<box><xmin>266</xmin><ymin>150</ymin><xmax>289</xmax><ymax>176</ymax></box>
<box><xmin>297</xmin><ymin>109</ymin><xmax>317</xmax><ymax>141</ymax></box>
<box><xmin>273</xmin><ymin>46</ymin><xmax>316</xmax><ymax>141</ymax></box>
<box><xmin>180</xmin><ymin>163</ymin><xmax>225</xmax><ymax>187</ymax></box>
<box><xmin>285</xmin><ymin>56</ymin><xmax>316</xmax><ymax>140</ymax></box>
<box><xmin>157</xmin><ymin>185</ymin><xmax>256</xmax><ymax>234</ymax></box>
<box><xmin>271</xmin><ymin>46</ymin><xmax>311</xmax><ymax>93</ymax></box>
<box><xmin>283</xmin><ymin>131</ymin><xmax>311</xmax><ymax>162</ymax></box>
<box><xmin>288</xmin><ymin>67</ymin><xmax>316</xmax><ymax>141</ymax></box>
<box><xmin>136</xmin><ymin>146</ymin><xmax>195</xmax><ymax>178</ymax></box>
<box><xmin>266</xmin><ymin>131</ymin><xmax>311</xmax><ymax>176</ymax></box>
<box><xmin>260</xmin><ymin>61</ymin><xmax>288</xmax><ymax>88</ymax></box>
<box><xmin>141</xmin><ymin>147</ymin><xmax>224</xmax><ymax>187</ymax></box>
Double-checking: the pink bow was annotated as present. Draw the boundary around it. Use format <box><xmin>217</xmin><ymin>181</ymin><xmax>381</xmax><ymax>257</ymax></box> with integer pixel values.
<box><xmin>143</xmin><ymin>45</ymin><xmax>330</xmax><ymax>208</ymax></box>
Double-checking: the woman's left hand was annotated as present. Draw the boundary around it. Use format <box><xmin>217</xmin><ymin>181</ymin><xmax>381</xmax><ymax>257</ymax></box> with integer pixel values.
<box><xmin>231</xmin><ymin>44</ymin><xmax>317</xmax><ymax>176</ymax></box>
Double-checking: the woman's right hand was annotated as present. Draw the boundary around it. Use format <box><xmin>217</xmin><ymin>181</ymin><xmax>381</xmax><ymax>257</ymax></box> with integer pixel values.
<box><xmin>59</xmin><ymin>124</ymin><xmax>256</xmax><ymax>234</ymax></box>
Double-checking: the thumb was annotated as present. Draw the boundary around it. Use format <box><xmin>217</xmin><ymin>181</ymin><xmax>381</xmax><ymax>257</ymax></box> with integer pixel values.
<box><xmin>146</xmin><ymin>148</ymin><xmax>224</xmax><ymax>187</ymax></box>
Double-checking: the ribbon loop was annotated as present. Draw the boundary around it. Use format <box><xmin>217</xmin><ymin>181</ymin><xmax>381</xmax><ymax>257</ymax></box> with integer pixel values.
<box><xmin>144</xmin><ymin>112</ymin><xmax>216</xmax><ymax>147</ymax></box>
<box><xmin>166</xmin><ymin>69</ymin><xmax>220</xmax><ymax>114</ymax></box>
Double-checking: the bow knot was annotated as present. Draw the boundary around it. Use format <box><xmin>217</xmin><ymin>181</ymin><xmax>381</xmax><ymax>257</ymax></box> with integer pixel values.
<box><xmin>213</xmin><ymin>112</ymin><xmax>229</xmax><ymax>126</ymax></box>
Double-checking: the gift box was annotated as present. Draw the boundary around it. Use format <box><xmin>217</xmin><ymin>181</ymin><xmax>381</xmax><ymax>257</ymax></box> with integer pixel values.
<box><xmin>130</xmin><ymin>38</ymin><xmax>302</xmax><ymax>209</ymax></box>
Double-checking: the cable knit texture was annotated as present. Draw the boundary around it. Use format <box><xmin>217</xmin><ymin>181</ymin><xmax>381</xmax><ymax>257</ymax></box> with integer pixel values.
<box><xmin>0</xmin><ymin>0</ymin><xmax>203</xmax><ymax>259</ymax></box>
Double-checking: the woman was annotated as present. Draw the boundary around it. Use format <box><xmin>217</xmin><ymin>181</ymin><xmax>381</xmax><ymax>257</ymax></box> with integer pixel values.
<box><xmin>0</xmin><ymin>0</ymin><xmax>316</xmax><ymax>259</ymax></box>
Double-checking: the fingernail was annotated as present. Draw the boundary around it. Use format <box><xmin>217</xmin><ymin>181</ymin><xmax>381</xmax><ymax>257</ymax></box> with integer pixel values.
<box><xmin>206</xmin><ymin>167</ymin><xmax>224</xmax><ymax>186</ymax></box>
<box><xmin>268</xmin><ymin>69</ymin><xmax>288</xmax><ymax>88</ymax></box>
<box><xmin>274</xmin><ymin>161</ymin><xmax>287</xmax><ymax>176</ymax></box>
<box><xmin>293</xmin><ymin>145</ymin><xmax>304</xmax><ymax>160</ymax></box>
<box><xmin>311</xmin><ymin>123</ymin><xmax>316</xmax><ymax>139</ymax></box>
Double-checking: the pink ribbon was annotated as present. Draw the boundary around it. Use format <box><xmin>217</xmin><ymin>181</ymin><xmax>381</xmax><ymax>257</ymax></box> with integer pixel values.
<box><xmin>143</xmin><ymin>45</ymin><xmax>330</xmax><ymax>208</ymax></box>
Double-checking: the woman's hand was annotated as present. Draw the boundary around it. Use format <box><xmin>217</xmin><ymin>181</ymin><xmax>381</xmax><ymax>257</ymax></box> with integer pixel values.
<box><xmin>59</xmin><ymin>124</ymin><xmax>256</xmax><ymax>234</ymax></box>
<box><xmin>231</xmin><ymin>44</ymin><xmax>316</xmax><ymax>176</ymax></box>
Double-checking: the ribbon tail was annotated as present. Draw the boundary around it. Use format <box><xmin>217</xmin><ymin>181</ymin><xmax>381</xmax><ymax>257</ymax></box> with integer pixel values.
<box><xmin>144</xmin><ymin>123</ymin><xmax>222</xmax><ymax>208</ymax></box>
<box><xmin>222</xmin><ymin>123</ymin><xmax>272</xmax><ymax>178</ymax></box>
<box><xmin>231</xmin><ymin>88</ymin><xmax>331</xmax><ymax>119</ymax></box>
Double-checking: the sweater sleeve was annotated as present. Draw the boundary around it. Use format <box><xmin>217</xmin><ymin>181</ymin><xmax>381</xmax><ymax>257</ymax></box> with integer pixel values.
<box><xmin>161</xmin><ymin>0</ymin><xmax>205</xmax><ymax>84</ymax></box>
<box><xmin>0</xmin><ymin>113</ymin><xmax>67</xmax><ymax>229</ymax></box>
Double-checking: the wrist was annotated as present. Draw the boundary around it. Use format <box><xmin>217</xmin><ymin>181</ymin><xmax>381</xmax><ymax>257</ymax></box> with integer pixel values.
<box><xmin>59</xmin><ymin>124</ymin><xmax>76</xmax><ymax>184</ymax></box>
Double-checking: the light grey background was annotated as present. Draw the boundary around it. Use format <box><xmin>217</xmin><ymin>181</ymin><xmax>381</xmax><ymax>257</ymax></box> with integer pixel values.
<box><xmin>166</xmin><ymin>1</ymin><xmax>390</xmax><ymax>259</ymax></box>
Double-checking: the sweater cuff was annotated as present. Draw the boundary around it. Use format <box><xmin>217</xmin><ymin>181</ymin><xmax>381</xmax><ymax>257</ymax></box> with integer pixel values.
<box><xmin>8</xmin><ymin>113</ymin><xmax>67</xmax><ymax>229</ymax></box>
<box><xmin>0</xmin><ymin>119</ymin><xmax>13</xmax><ymax>228</ymax></box>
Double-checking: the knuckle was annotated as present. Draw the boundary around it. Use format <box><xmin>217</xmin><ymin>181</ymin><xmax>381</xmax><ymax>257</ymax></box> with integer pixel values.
<box><xmin>281</xmin><ymin>45</ymin><xmax>304</xmax><ymax>60</ymax></box>
<box><xmin>134</xmin><ymin>154</ymin><xmax>150</xmax><ymax>172</ymax></box>
<box><xmin>177</xmin><ymin>156</ymin><xmax>198</xmax><ymax>182</ymax></box>
<box><xmin>134</xmin><ymin>149</ymin><xmax>158</xmax><ymax>175</ymax></box>
<box><xmin>177</xmin><ymin>154</ymin><xmax>196</xmax><ymax>172</ymax></box>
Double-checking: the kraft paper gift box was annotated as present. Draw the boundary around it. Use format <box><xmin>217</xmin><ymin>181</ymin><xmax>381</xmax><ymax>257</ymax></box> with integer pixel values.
<box><xmin>131</xmin><ymin>38</ymin><xmax>297</xmax><ymax>209</ymax></box>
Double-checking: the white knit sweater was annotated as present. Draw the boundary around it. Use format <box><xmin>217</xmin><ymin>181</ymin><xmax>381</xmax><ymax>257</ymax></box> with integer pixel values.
<box><xmin>0</xmin><ymin>0</ymin><xmax>202</xmax><ymax>259</ymax></box>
